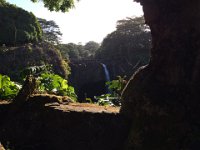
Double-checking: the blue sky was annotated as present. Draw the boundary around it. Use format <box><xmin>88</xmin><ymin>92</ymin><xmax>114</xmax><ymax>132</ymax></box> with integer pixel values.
<box><xmin>6</xmin><ymin>0</ymin><xmax>143</xmax><ymax>44</ymax></box>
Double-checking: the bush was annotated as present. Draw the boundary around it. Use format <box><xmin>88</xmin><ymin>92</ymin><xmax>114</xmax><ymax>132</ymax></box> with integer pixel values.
<box><xmin>38</xmin><ymin>73</ymin><xmax>77</xmax><ymax>101</ymax></box>
<box><xmin>0</xmin><ymin>74</ymin><xmax>20</xmax><ymax>99</ymax></box>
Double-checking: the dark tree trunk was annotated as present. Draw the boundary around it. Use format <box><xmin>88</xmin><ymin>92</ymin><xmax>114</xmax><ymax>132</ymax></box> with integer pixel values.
<box><xmin>121</xmin><ymin>0</ymin><xmax>200</xmax><ymax>149</ymax></box>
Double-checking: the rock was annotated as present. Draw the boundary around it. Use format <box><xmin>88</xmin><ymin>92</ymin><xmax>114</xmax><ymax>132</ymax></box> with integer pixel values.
<box><xmin>28</xmin><ymin>94</ymin><xmax>73</xmax><ymax>105</ymax></box>
<box><xmin>14</xmin><ymin>75</ymin><xmax>37</xmax><ymax>104</ymax></box>
<box><xmin>121</xmin><ymin>0</ymin><xmax>200</xmax><ymax>149</ymax></box>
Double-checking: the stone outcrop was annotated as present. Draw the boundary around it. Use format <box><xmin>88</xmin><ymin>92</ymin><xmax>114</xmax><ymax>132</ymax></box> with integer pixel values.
<box><xmin>13</xmin><ymin>75</ymin><xmax>37</xmax><ymax>104</ymax></box>
<box><xmin>121</xmin><ymin>0</ymin><xmax>200</xmax><ymax>149</ymax></box>
<box><xmin>0</xmin><ymin>100</ymin><xmax>130</xmax><ymax>150</ymax></box>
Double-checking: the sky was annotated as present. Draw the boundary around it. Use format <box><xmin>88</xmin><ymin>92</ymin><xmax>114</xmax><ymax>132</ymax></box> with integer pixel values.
<box><xmin>6</xmin><ymin>0</ymin><xmax>143</xmax><ymax>44</ymax></box>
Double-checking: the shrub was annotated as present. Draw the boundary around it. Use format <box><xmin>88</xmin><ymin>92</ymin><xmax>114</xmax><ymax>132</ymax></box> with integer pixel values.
<box><xmin>0</xmin><ymin>74</ymin><xmax>20</xmax><ymax>99</ymax></box>
<box><xmin>38</xmin><ymin>73</ymin><xmax>77</xmax><ymax>101</ymax></box>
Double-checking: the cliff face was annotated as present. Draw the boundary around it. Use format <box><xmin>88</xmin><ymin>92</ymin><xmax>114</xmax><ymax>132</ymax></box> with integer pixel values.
<box><xmin>121</xmin><ymin>0</ymin><xmax>200</xmax><ymax>149</ymax></box>
<box><xmin>69</xmin><ymin>60</ymin><xmax>107</xmax><ymax>101</ymax></box>
<box><xmin>105</xmin><ymin>57</ymin><xmax>148</xmax><ymax>80</ymax></box>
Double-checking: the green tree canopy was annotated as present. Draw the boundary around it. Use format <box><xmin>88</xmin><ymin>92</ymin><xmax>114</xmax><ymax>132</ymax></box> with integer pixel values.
<box><xmin>84</xmin><ymin>41</ymin><xmax>100</xmax><ymax>58</ymax></box>
<box><xmin>0</xmin><ymin>0</ymin><xmax>6</xmax><ymax>4</ymax></box>
<box><xmin>0</xmin><ymin>42</ymin><xmax>70</xmax><ymax>81</ymax></box>
<box><xmin>38</xmin><ymin>18</ymin><xmax>62</xmax><ymax>45</ymax></box>
<box><xmin>0</xmin><ymin>1</ymin><xmax>42</xmax><ymax>45</ymax></box>
<box><xmin>31</xmin><ymin>0</ymin><xmax>77</xmax><ymax>12</ymax></box>
<box><xmin>95</xmin><ymin>16</ymin><xmax>151</xmax><ymax>78</ymax></box>
<box><xmin>96</xmin><ymin>16</ymin><xmax>151</xmax><ymax>66</ymax></box>
<box><xmin>58</xmin><ymin>41</ymin><xmax>100</xmax><ymax>60</ymax></box>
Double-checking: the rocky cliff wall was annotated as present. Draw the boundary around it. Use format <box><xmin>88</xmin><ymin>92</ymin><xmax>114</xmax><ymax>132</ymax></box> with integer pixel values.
<box><xmin>69</xmin><ymin>60</ymin><xmax>107</xmax><ymax>101</ymax></box>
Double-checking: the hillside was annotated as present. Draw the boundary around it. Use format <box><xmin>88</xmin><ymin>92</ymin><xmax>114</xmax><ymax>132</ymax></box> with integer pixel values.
<box><xmin>0</xmin><ymin>0</ymin><xmax>42</xmax><ymax>45</ymax></box>
<box><xmin>0</xmin><ymin>42</ymin><xmax>70</xmax><ymax>81</ymax></box>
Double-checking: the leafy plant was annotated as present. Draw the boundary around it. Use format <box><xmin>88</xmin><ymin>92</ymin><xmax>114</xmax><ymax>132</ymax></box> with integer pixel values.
<box><xmin>85</xmin><ymin>97</ymin><xmax>92</xmax><ymax>103</ymax></box>
<box><xmin>20</xmin><ymin>64</ymin><xmax>53</xmax><ymax>79</ymax></box>
<box><xmin>38</xmin><ymin>73</ymin><xmax>77</xmax><ymax>101</ymax></box>
<box><xmin>106</xmin><ymin>75</ymin><xmax>127</xmax><ymax>96</ymax></box>
<box><xmin>95</xmin><ymin>76</ymin><xmax>127</xmax><ymax>106</ymax></box>
<box><xmin>95</xmin><ymin>94</ymin><xmax>114</xmax><ymax>106</ymax></box>
<box><xmin>0</xmin><ymin>74</ymin><xmax>20</xmax><ymax>99</ymax></box>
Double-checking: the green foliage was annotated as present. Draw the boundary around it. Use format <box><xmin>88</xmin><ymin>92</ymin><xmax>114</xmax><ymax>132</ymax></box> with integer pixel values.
<box><xmin>38</xmin><ymin>18</ymin><xmax>62</xmax><ymax>45</ymax></box>
<box><xmin>83</xmin><ymin>41</ymin><xmax>100</xmax><ymax>58</ymax></box>
<box><xmin>0</xmin><ymin>0</ymin><xmax>6</xmax><ymax>4</ymax></box>
<box><xmin>0</xmin><ymin>1</ymin><xmax>42</xmax><ymax>45</ymax></box>
<box><xmin>20</xmin><ymin>64</ymin><xmax>53</xmax><ymax>79</ymax></box>
<box><xmin>95</xmin><ymin>76</ymin><xmax>127</xmax><ymax>106</ymax></box>
<box><xmin>57</xmin><ymin>43</ymin><xmax>81</xmax><ymax>59</ymax></box>
<box><xmin>106</xmin><ymin>75</ymin><xmax>127</xmax><ymax>96</ymax></box>
<box><xmin>19</xmin><ymin>63</ymin><xmax>74</xmax><ymax>100</ymax></box>
<box><xmin>0</xmin><ymin>42</ymin><xmax>70</xmax><ymax>81</ymax></box>
<box><xmin>85</xmin><ymin>97</ymin><xmax>92</xmax><ymax>103</ymax></box>
<box><xmin>96</xmin><ymin>16</ymin><xmax>151</xmax><ymax>77</ymax></box>
<box><xmin>95</xmin><ymin>94</ymin><xmax>114</xmax><ymax>106</ymax></box>
<box><xmin>58</xmin><ymin>41</ymin><xmax>100</xmax><ymax>60</ymax></box>
<box><xmin>38</xmin><ymin>73</ymin><xmax>77</xmax><ymax>101</ymax></box>
<box><xmin>0</xmin><ymin>74</ymin><xmax>20</xmax><ymax>99</ymax></box>
<box><xmin>31</xmin><ymin>0</ymin><xmax>77</xmax><ymax>12</ymax></box>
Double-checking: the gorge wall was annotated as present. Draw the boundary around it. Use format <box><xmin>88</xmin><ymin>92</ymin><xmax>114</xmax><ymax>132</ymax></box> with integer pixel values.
<box><xmin>69</xmin><ymin>58</ymin><xmax>148</xmax><ymax>101</ymax></box>
<box><xmin>69</xmin><ymin>60</ymin><xmax>107</xmax><ymax>101</ymax></box>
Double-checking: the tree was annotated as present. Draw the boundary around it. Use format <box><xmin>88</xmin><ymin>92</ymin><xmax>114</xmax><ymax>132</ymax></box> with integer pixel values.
<box><xmin>38</xmin><ymin>18</ymin><xmax>62</xmax><ymax>45</ymax></box>
<box><xmin>58</xmin><ymin>43</ymin><xmax>81</xmax><ymax>60</ymax></box>
<box><xmin>58</xmin><ymin>42</ymin><xmax>99</xmax><ymax>60</ymax></box>
<box><xmin>0</xmin><ymin>1</ymin><xmax>42</xmax><ymax>45</ymax></box>
<box><xmin>121</xmin><ymin>0</ymin><xmax>200</xmax><ymax>149</ymax></box>
<box><xmin>96</xmin><ymin>16</ymin><xmax>151</xmax><ymax>77</ymax></box>
<box><xmin>97</xmin><ymin>16</ymin><xmax>150</xmax><ymax>62</ymax></box>
<box><xmin>30</xmin><ymin>0</ymin><xmax>77</xmax><ymax>12</ymax></box>
<box><xmin>0</xmin><ymin>42</ymin><xmax>70</xmax><ymax>81</ymax></box>
<box><xmin>0</xmin><ymin>0</ymin><xmax>6</xmax><ymax>4</ymax></box>
<box><xmin>84</xmin><ymin>41</ymin><xmax>100</xmax><ymax>58</ymax></box>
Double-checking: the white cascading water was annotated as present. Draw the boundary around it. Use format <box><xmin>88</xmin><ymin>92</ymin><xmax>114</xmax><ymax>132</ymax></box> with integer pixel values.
<box><xmin>101</xmin><ymin>63</ymin><xmax>111</xmax><ymax>93</ymax></box>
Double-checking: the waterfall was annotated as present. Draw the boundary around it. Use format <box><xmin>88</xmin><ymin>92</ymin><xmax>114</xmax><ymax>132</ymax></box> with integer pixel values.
<box><xmin>101</xmin><ymin>63</ymin><xmax>111</xmax><ymax>82</ymax></box>
<box><xmin>101</xmin><ymin>63</ymin><xmax>111</xmax><ymax>93</ymax></box>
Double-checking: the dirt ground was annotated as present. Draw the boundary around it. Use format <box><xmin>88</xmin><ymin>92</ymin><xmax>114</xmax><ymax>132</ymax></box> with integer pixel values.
<box><xmin>0</xmin><ymin>99</ymin><xmax>120</xmax><ymax>114</ymax></box>
<box><xmin>46</xmin><ymin>102</ymin><xmax>120</xmax><ymax>113</ymax></box>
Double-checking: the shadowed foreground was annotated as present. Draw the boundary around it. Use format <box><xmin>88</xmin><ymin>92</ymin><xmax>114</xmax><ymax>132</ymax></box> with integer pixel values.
<box><xmin>0</xmin><ymin>99</ymin><xmax>130</xmax><ymax>150</ymax></box>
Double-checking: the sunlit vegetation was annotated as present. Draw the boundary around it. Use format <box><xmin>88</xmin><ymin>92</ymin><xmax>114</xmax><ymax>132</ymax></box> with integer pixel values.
<box><xmin>0</xmin><ymin>74</ymin><xmax>20</xmax><ymax>99</ymax></box>
<box><xmin>0</xmin><ymin>1</ymin><xmax>150</xmax><ymax>105</ymax></box>
<box><xmin>38</xmin><ymin>73</ymin><xmax>77</xmax><ymax>101</ymax></box>
<box><xmin>21</xmin><ymin>64</ymin><xmax>77</xmax><ymax>101</ymax></box>
<box><xmin>30</xmin><ymin>0</ymin><xmax>76</xmax><ymax>12</ymax></box>
<box><xmin>58</xmin><ymin>41</ymin><xmax>100</xmax><ymax>60</ymax></box>
<box><xmin>0</xmin><ymin>1</ymin><xmax>42</xmax><ymax>46</ymax></box>
<box><xmin>0</xmin><ymin>43</ymin><xmax>70</xmax><ymax>81</ymax></box>
<box><xmin>94</xmin><ymin>76</ymin><xmax>127</xmax><ymax>106</ymax></box>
